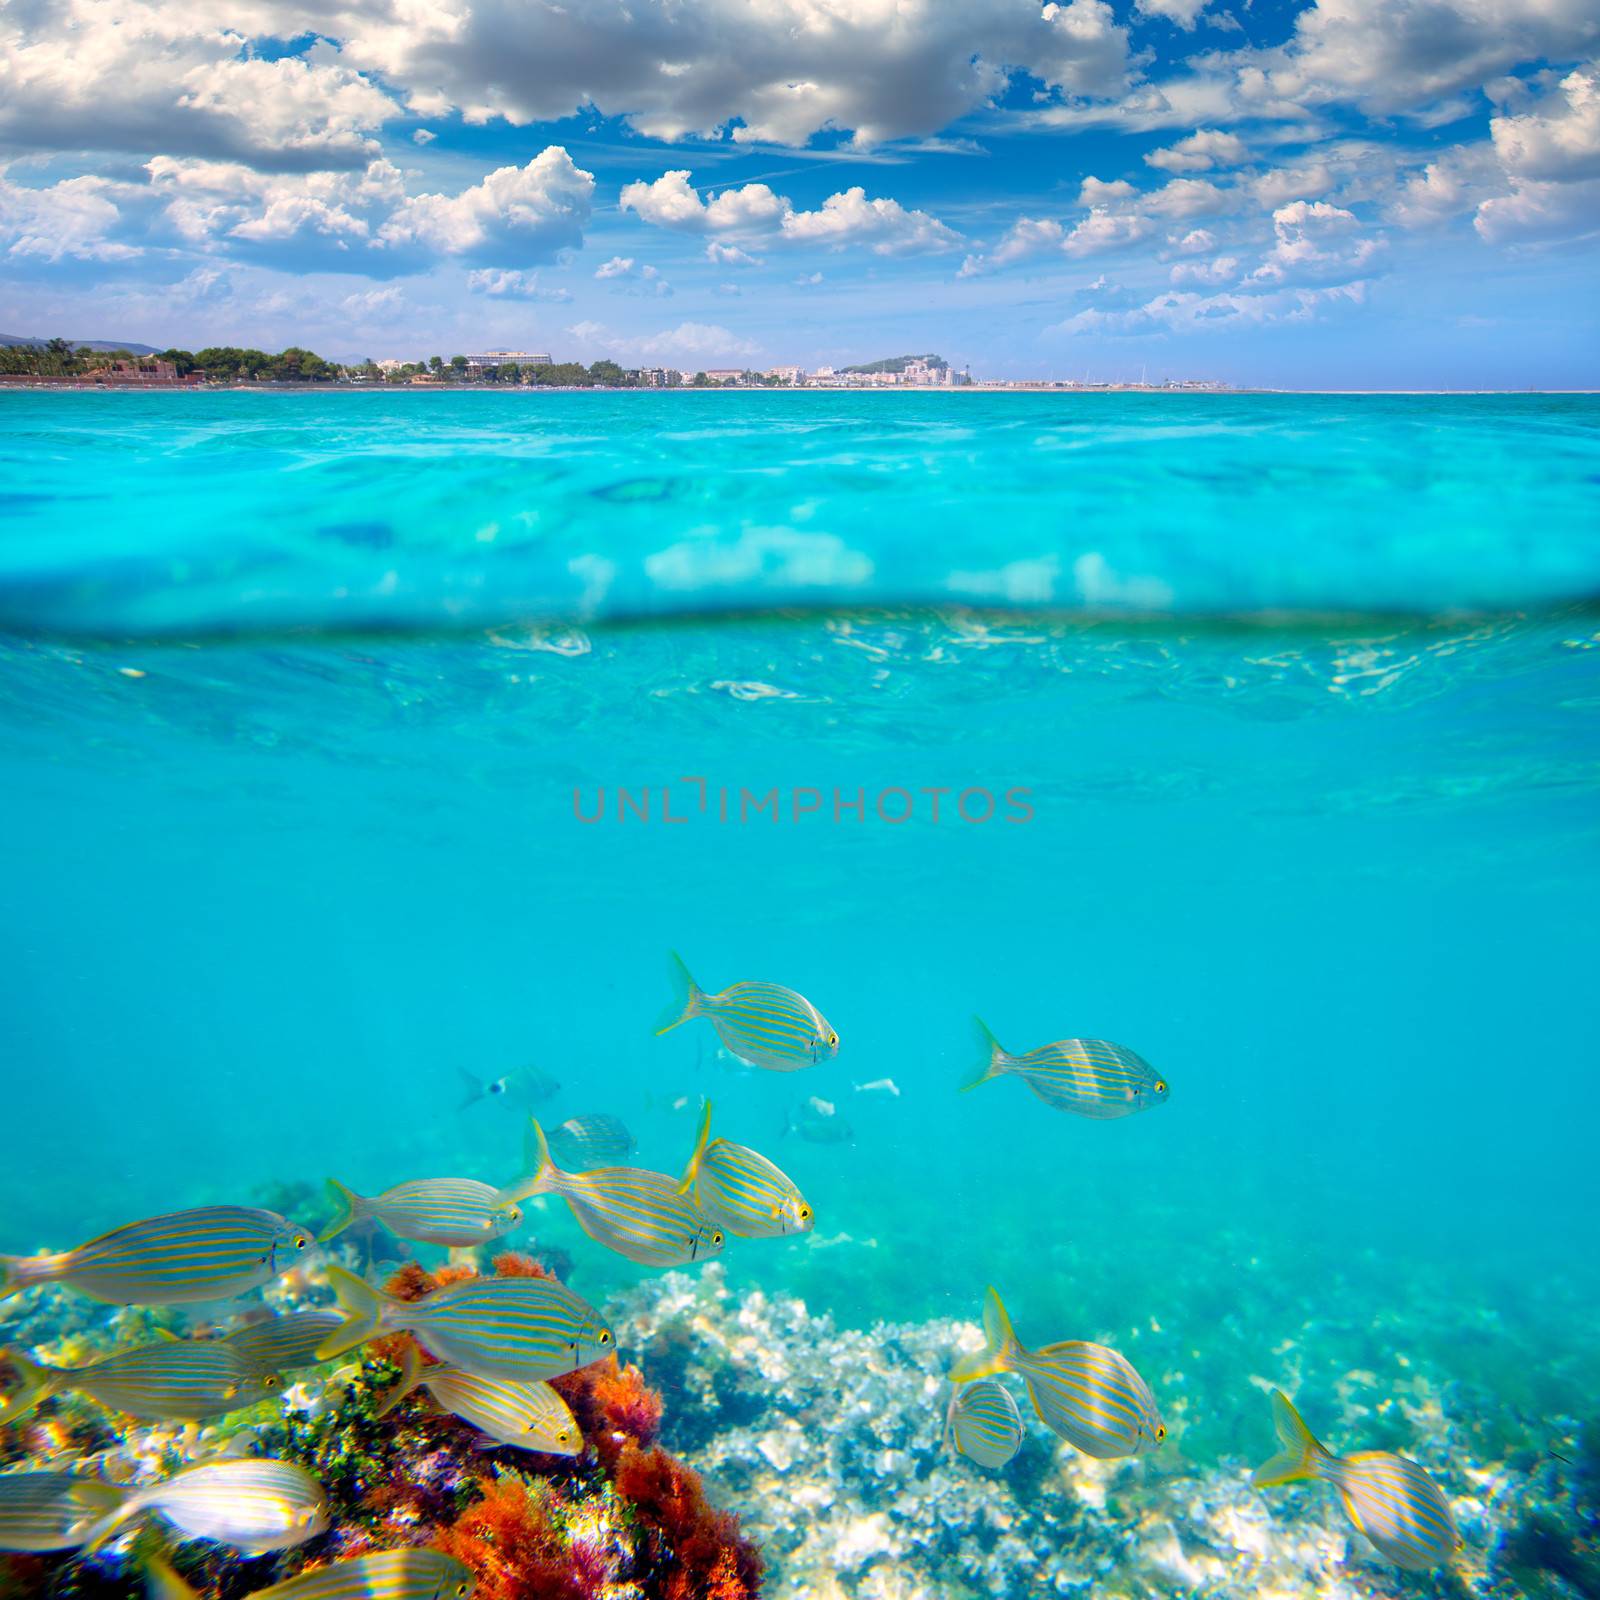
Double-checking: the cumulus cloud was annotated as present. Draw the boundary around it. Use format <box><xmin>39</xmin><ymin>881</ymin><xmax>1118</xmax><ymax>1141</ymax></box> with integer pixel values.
<box><xmin>1136</xmin><ymin>0</ymin><xmax>1213</xmax><ymax>29</ymax></box>
<box><xmin>1170</xmin><ymin>253</ymin><xmax>1239</xmax><ymax>285</ymax></box>
<box><xmin>594</xmin><ymin>255</ymin><xmax>672</xmax><ymax>295</ymax></box>
<box><xmin>1054</xmin><ymin>280</ymin><xmax>1368</xmax><ymax>335</ymax></box>
<box><xmin>1249</xmin><ymin>199</ymin><xmax>1385</xmax><ymax>284</ymax></box>
<box><xmin>466</xmin><ymin>268</ymin><xmax>572</xmax><ymax>300</ymax></box>
<box><xmin>706</xmin><ymin>240</ymin><xmax>761</xmax><ymax>267</ymax></box>
<box><xmin>0</xmin><ymin>170</ymin><xmax>142</xmax><ymax>262</ymax></box>
<box><xmin>376</xmin><ymin>147</ymin><xmax>593</xmax><ymax>265</ymax></box>
<box><xmin>1145</xmin><ymin>129</ymin><xmax>1250</xmax><ymax>171</ymax></box>
<box><xmin>307</xmin><ymin>0</ymin><xmax>1133</xmax><ymax>149</ymax></box>
<box><xmin>621</xmin><ymin>169</ymin><xmax>960</xmax><ymax>254</ymax></box>
<box><xmin>0</xmin><ymin>4</ymin><xmax>398</xmax><ymax>170</ymax></box>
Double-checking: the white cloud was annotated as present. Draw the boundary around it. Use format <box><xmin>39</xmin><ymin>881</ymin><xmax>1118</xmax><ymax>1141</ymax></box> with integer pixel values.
<box><xmin>0</xmin><ymin>4</ymin><xmax>398</xmax><ymax>169</ymax></box>
<box><xmin>1064</xmin><ymin>207</ymin><xmax>1152</xmax><ymax>255</ymax></box>
<box><xmin>1490</xmin><ymin>64</ymin><xmax>1600</xmax><ymax>181</ymax></box>
<box><xmin>1248</xmin><ymin>199</ymin><xmax>1385</xmax><ymax>284</ymax></box>
<box><xmin>706</xmin><ymin>240</ymin><xmax>761</xmax><ymax>267</ymax></box>
<box><xmin>594</xmin><ymin>255</ymin><xmax>672</xmax><ymax>295</ymax></box>
<box><xmin>377</xmin><ymin>147</ymin><xmax>593</xmax><ymax>264</ymax></box>
<box><xmin>340</xmin><ymin>285</ymin><xmax>403</xmax><ymax>316</ymax></box>
<box><xmin>1136</xmin><ymin>0</ymin><xmax>1212</xmax><ymax>30</ymax></box>
<box><xmin>1142</xmin><ymin>177</ymin><xmax>1231</xmax><ymax>217</ymax></box>
<box><xmin>622</xmin><ymin>169</ymin><xmax>960</xmax><ymax>254</ymax></box>
<box><xmin>1475</xmin><ymin>174</ymin><xmax>1600</xmax><ymax>241</ymax></box>
<box><xmin>959</xmin><ymin>216</ymin><xmax>1065</xmax><ymax>275</ymax></box>
<box><xmin>412</xmin><ymin>129</ymin><xmax>436</xmax><ymax>145</ymax></box>
<box><xmin>465</xmin><ymin>268</ymin><xmax>572</xmax><ymax>300</ymax></box>
<box><xmin>1170</xmin><ymin>227</ymin><xmax>1218</xmax><ymax>253</ymax></box>
<box><xmin>1145</xmin><ymin>129</ymin><xmax>1250</xmax><ymax>172</ymax></box>
<box><xmin>780</xmin><ymin>187</ymin><xmax>962</xmax><ymax>254</ymax></box>
<box><xmin>314</xmin><ymin>0</ymin><xmax>1133</xmax><ymax>150</ymax></box>
<box><xmin>1053</xmin><ymin>280</ymin><xmax>1368</xmax><ymax>335</ymax></box>
<box><xmin>1169</xmin><ymin>253</ymin><xmax>1239</xmax><ymax>285</ymax></box>
<box><xmin>0</xmin><ymin>171</ymin><xmax>141</xmax><ymax>262</ymax></box>
<box><xmin>1079</xmin><ymin>176</ymin><xmax>1137</xmax><ymax>206</ymax></box>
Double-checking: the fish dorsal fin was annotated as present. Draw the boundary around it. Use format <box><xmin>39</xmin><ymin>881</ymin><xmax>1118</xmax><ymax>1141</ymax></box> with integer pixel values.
<box><xmin>678</xmin><ymin>1101</ymin><xmax>714</xmax><ymax>1194</ymax></box>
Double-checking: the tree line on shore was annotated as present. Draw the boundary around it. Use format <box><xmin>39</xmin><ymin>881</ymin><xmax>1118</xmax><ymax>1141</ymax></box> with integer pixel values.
<box><xmin>0</xmin><ymin>339</ymin><xmax>790</xmax><ymax>387</ymax></box>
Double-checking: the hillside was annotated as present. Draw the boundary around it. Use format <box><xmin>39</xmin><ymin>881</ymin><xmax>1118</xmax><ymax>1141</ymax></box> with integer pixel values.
<box><xmin>840</xmin><ymin>353</ymin><xmax>947</xmax><ymax>375</ymax></box>
<box><xmin>0</xmin><ymin>334</ymin><xmax>161</xmax><ymax>355</ymax></box>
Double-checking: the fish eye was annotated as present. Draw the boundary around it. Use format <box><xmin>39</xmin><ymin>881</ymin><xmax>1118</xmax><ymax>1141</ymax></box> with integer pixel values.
<box><xmin>598</xmin><ymin>1330</ymin><xmax>612</xmax><ymax>1345</ymax></box>
<box><xmin>293</xmin><ymin>1235</ymin><xmax>309</xmax><ymax>1250</ymax></box>
<box><xmin>1155</xmin><ymin>1425</ymin><xmax>1167</xmax><ymax>1442</ymax></box>
<box><xmin>1154</xmin><ymin>1081</ymin><xmax>1167</xmax><ymax>1095</ymax></box>
<box><xmin>799</xmin><ymin>1205</ymin><xmax>813</xmax><ymax>1222</ymax></box>
<box><xmin>828</xmin><ymin>1032</ymin><xmax>838</xmax><ymax>1047</ymax></box>
<box><xmin>712</xmin><ymin>1231</ymin><xmax>724</xmax><ymax>1247</ymax></box>
<box><xmin>456</xmin><ymin>1585</ymin><xmax>470</xmax><ymax>1597</ymax></box>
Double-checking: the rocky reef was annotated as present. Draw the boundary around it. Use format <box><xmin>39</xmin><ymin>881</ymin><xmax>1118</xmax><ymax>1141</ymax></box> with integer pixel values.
<box><xmin>0</xmin><ymin>1252</ymin><xmax>759</xmax><ymax>1600</ymax></box>
<box><xmin>614</xmin><ymin>1264</ymin><xmax>1597</xmax><ymax>1600</ymax></box>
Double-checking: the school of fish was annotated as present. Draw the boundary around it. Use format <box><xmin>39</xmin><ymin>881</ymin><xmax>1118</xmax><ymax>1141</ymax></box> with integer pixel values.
<box><xmin>0</xmin><ymin>952</ymin><xmax>1465</xmax><ymax>1590</ymax></box>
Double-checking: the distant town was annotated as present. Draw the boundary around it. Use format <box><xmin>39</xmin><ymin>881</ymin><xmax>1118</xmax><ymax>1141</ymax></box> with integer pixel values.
<box><xmin>0</xmin><ymin>338</ymin><xmax>1226</xmax><ymax>391</ymax></box>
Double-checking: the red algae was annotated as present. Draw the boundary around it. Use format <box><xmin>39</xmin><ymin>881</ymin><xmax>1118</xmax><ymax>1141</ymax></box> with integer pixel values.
<box><xmin>614</xmin><ymin>1443</ymin><xmax>763</xmax><ymax>1600</ymax></box>
<box><xmin>434</xmin><ymin>1474</ymin><xmax>599</xmax><ymax>1600</ymax></box>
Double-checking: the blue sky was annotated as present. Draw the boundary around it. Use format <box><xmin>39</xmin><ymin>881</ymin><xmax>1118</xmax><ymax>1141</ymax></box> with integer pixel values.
<box><xmin>1</xmin><ymin>0</ymin><xmax>1596</xmax><ymax>385</ymax></box>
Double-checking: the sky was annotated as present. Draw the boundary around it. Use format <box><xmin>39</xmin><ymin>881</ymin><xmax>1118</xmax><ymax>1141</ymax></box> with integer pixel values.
<box><xmin>0</xmin><ymin>0</ymin><xmax>1597</xmax><ymax>386</ymax></box>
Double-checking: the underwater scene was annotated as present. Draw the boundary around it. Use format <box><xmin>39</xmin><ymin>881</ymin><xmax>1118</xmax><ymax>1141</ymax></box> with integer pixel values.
<box><xmin>2</xmin><ymin>391</ymin><xmax>1599</xmax><ymax>1600</ymax></box>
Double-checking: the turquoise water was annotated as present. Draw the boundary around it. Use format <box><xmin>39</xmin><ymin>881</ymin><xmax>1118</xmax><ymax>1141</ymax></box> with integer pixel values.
<box><xmin>3</xmin><ymin>391</ymin><xmax>1600</xmax><ymax>1595</ymax></box>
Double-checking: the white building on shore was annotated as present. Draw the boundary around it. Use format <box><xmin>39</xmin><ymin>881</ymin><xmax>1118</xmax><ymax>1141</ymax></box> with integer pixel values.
<box><xmin>466</xmin><ymin>350</ymin><xmax>552</xmax><ymax>371</ymax></box>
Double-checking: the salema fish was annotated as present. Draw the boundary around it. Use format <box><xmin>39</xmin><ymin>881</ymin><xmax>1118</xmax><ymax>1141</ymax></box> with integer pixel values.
<box><xmin>377</xmin><ymin>1341</ymin><xmax>580</xmax><ymax>1455</ymax></box>
<box><xmin>146</xmin><ymin>1547</ymin><xmax>475</xmax><ymax>1600</ymax></box>
<box><xmin>963</xmin><ymin>1018</ymin><xmax>1168</xmax><ymax>1119</ymax></box>
<box><xmin>678</xmin><ymin>1102</ymin><xmax>813</xmax><ymax>1239</ymax></box>
<box><xmin>514</xmin><ymin>1121</ymin><xmax>724</xmax><ymax>1269</ymax></box>
<box><xmin>319</xmin><ymin>1179</ymin><xmax>522</xmax><ymax>1248</ymax></box>
<box><xmin>457</xmin><ymin>1066</ymin><xmax>560</xmax><ymax>1110</ymax></box>
<box><xmin>0</xmin><ymin>1340</ymin><xmax>282</xmax><ymax>1424</ymax></box>
<box><xmin>947</xmin><ymin>1380</ymin><xmax>1024</xmax><ymax>1469</ymax></box>
<box><xmin>950</xmin><ymin>1287</ymin><xmax>1165</xmax><ymax>1460</ymax></box>
<box><xmin>0</xmin><ymin>1206</ymin><xmax>311</xmax><ymax>1305</ymax></box>
<box><xmin>657</xmin><ymin>952</ymin><xmax>837</xmax><ymax>1072</ymax></box>
<box><xmin>1254</xmin><ymin>1389</ymin><xmax>1462</xmax><ymax>1571</ymax></box>
<box><xmin>0</xmin><ymin>1472</ymin><xmax>127</xmax><ymax>1552</ymax></box>
<box><xmin>80</xmin><ymin>1459</ymin><xmax>328</xmax><ymax>1554</ymax></box>
<box><xmin>315</xmin><ymin>1265</ymin><xmax>613</xmax><ymax>1381</ymax></box>
<box><xmin>223</xmin><ymin>1311</ymin><xmax>346</xmax><ymax>1373</ymax></box>
<box><xmin>548</xmin><ymin>1114</ymin><xmax>637</xmax><ymax>1168</ymax></box>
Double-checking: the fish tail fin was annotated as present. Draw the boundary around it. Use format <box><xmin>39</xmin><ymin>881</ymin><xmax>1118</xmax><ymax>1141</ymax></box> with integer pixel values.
<box><xmin>501</xmin><ymin>1117</ymin><xmax>562</xmax><ymax>1205</ymax></box>
<box><xmin>77</xmin><ymin>1488</ymin><xmax>146</xmax><ymax>1556</ymax></box>
<box><xmin>1253</xmin><ymin>1390</ymin><xmax>1329</xmax><ymax>1486</ymax></box>
<box><xmin>678</xmin><ymin>1101</ymin><xmax>713</xmax><ymax>1194</ymax></box>
<box><xmin>0</xmin><ymin>1346</ymin><xmax>62</xmax><ymax>1424</ymax></box>
<box><xmin>949</xmin><ymin>1287</ymin><xmax>1021</xmax><ymax>1382</ymax></box>
<box><xmin>655</xmin><ymin>950</ymin><xmax>706</xmax><ymax>1035</ymax></box>
<box><xmin>317</xmin><ymin>1178</ymin><xmax>367</xmax><ymax>1244</ymax></box>
<box><xmin>0</xmin><ymin>1252</ymin><xmax>64</xmax><ymax>1303</ymax></box>
<box><xmin>456</xmin><ymin>1067</ymin><xmax>485</xmax><ymax>1110</ymax></box>
<box><xmin>314</xmin><ymin>1266</ymin><xmax>388</xmax><ymax>1361</ymax></box>
<box><xmin>959</xmin><ymin>1017</ymin><xmax>1008</xmax><ymax>1093</ymax></box>
<box><xmin>142</xmin><ymin>1553</ymin><xmax>198</xmax><ymax>1600</ymax></box>
<box><xmin>374</xmin><ymin>1338</ymin><xmax>424</xmax><ymax>1419</ymax></box>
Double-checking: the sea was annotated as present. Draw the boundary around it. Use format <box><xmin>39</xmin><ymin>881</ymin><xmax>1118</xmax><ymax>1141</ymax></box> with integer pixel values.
<box><xmin>2</xmin><ymin>389</ymin><xmax>1598</xmax><ymax>1599</ymax></box>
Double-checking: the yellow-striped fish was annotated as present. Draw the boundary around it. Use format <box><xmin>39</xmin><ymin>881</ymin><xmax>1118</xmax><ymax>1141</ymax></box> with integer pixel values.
<box><xmin>377</xmin><ymin>1341</ymin><xmax>580</xmax><ymax>1455</ymax></box>
<box><xmin>0</xmin><ymin>1471</ymin><xmax>127</xmax><ymax>1552</ymax></box>
<box><xmin>0</xmin><ymin>1207</ymin><xmax>311</xmax><ymax>1306</ymax></box>
<box><xmin>224</xmin><ymin>1312</ymin><xmax>346</xmax><ymax>1373</ymax></box>
<box><xmin>949</xmin><ymin>1287</ymin><xmax>1165</xmax><ymax>1460</ymax></box>
<box><xmin>678</xmin><ymin>1102</ymin><xmax>813</xmax><ymax>1239</ymax></box>
<box><xmin>963</xmin><ymin>1019</ymin><xmax>1168</xmax><ymax>1119</ymax></box>
<box><xmin>80</xmin><ymin>1459</ymin><xmax>327</xmax><ymax>1555</ymax></box>
<box><xmin>657</xmin><ymin>953</ymin><xmax>837</xmax><ymax>1072</ymax></box>
<box><xmin>549</xmin><ymin>1115</ymin><xmax>637</xmax><ymax>1168</ymax></box>
<box><xmin>0</xmin><ymin>1340</ymin><xmax>282</xmax><ymax>1424</ymax></box>
<box><xmin>1254</xmin><ymin>1389</ymin><xmax>1462</xmax><ymax>1571</ymax></box>
<box><xmin>514</xmin><ymin>1121</ymin><xmax>724</xmax><ymax>1269</ymax></box>
<box><xmin>315</xmin><ymin>1265</ymin><xmax>613</xmax><ymax>1381</ymax></box>
<box><xmin>146</xmin><ymin>1547</ymin><xmax>474</xmax><ymax>1600</ymax></box>
<box><xmin>946</xmin><ymin>1380</ymin><xmax>1024</xmax><ymax>1470</ymax></box>
<box><xmin>319</xmin><ymin>1179</ymin><xmax>522</xmax><ymax>1248</ymax></box>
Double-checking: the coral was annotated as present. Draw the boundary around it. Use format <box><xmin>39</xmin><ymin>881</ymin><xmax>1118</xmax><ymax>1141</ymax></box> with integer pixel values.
<box><xmin>614</xmin><ymin>1443</ymin><xmax>762</xmax><ymax>1600</ymax></box>
<box><xmin>384</xmin><ymin>1261</ymin><xmax>479</xmax><ymax>1302</ymax></box>
<box><xmin>553</xmin><ymin>1356</ymin><xmax>664</xmax><ymax>1471</ymax></box>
